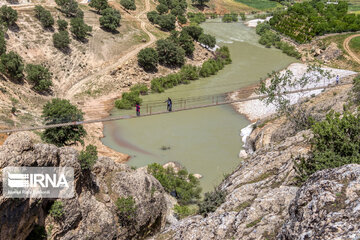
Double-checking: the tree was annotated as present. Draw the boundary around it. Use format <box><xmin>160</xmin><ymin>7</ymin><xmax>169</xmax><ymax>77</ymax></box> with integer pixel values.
<box><xmin>177</xmin><ymin>15</ymin><xmax>187</xmax><ymax>24</ymax></box>
<box><xmin>89</xmin><ymin>0</ymin><xmax>109</xmax><ymax>13</ymax></box>
<box><xmin>0</xmin><ymin>5</ymin><xmax>17</xmax><ymax>27</ymax></box>
<box><xmin>0</xmin><ymin>51</ymin><xmax>24</xmax><ymax>80</ymax></box>
<box><xmin>78</xmin><ymin>145</ymin><xmax>98</xmax><ymax>170</ymax></box>
<box><xmin>34</xmin><ymin>5</ymin><xmax>54</xmax><ymax>28</ymax></box>
<box><xmin>147</xmin><ymin>11</ymin><xmax>159</xmax><ymax>24</ymax></box>
<box><xmin>156</xmin><ymin>39</ymin><xmax>185</xmax><ymax>67</ymax></box>
<box><xmin>57</xmin><ymin>19</ymin><xmax>68</xmax><ymax>31</ymax></box>
<box><xmin>55</xmin><ymin>0</ymin><xmax>78</xmax><ymax>17</ymax></box>
<box><xmin>137</xmin><ymin>47</ymin><xmax>159</xmax><ymax>71</ymax></box>
<box><xmin>182</xmin><ymin>25</ymin><xmax>203</xmax><ymax>41</ymax></box>
<box><xmin>49</xmin><ymin>201</ymin><xmax>64</xmax><ymax>220</ymax></box>
<box><xmin>99</xmin><ymin>8</ymin><xmax>121</xmax><ymax>32</ymax></box>
<box><xmin>198</xmin><ymin>33</ymin><xmax>216</xmax><ymax>48</ymax></box>
<box><xmin>41</xmin><ymin>98</ymin><xmax>87</xmax><ymax>147</ymax></box>
<box><xmin>191</xmin><ymin>0</ymin><xmax>209</xmax><ymax>6</ymax></box>
<box><xmin>0</xmin><ymin>30</ymin><xmax>5</xmax><ymax>56</ymax></box>
<box><xmin>179</xmin><ymin>31</ymin><xmax>195</xmax><ymax>55</ymax></box>
<box><xmin>70</xmin><ymin>17</ymin><xmax>92</xmax><ymax>40</ymax></box>
<box><xmin>157</xmin><ymin>14</ymin><xmax>176</xmax><ymax>31</ymax></box>
<box><xmin>53</xmin><ymin>30</ymin><xmax>71</xmax><ymax>49</ymax></box>
<box><xmin>115</xmin><ymin>196</ymin><xmax>137</xmax><ymax>223</ymax></box>
<box><xmin>120</xmin><ymin>0</ymin><xmax>136</xmax><ymax>11</ymax></box>
<box><xmin>156</xmin><ymin>4</ymin><xmax>168</xmax><ymax>14</ymax></box>
<box><xmin>25</xmin><ymin>64</ymin><xmax>52</xmax><ymax>92</ymax></box>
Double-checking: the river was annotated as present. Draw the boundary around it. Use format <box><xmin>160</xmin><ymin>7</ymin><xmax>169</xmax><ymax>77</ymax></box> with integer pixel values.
<box><xmin>101</xmin><ymin>19</ymin><xmax>296</xmax><ymax>193</ymax></box>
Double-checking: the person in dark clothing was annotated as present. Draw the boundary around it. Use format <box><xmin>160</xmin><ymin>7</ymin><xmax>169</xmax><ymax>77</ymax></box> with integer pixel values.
<box><xmin>136</xmin><ymin>104</ymin><xmax>140</xmax><ymax>116</ymax></box>
<box><xmin>164</xmin><ymin>97</ymin><xmax>172</xmax><ymax>112</ymax></box>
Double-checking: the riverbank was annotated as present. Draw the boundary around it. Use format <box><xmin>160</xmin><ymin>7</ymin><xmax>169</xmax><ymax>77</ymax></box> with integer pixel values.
<box><xmin>229</xmin><ymin>62</ymin><xmax>356</xmax><ymax>121</ymax></box>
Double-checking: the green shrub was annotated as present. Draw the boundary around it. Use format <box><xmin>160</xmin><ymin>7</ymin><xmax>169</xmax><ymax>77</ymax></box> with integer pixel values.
<box><xmin>130</xmin><ymin>83</ymin><xmax>148</xmax><ymax>95</ymax></box>
<box><xmin>147</xmin><ymin>10</ymin><xmax>159</xmax><ymax>24</ymax></box>
<box><xmin>215</xmin><ymin>46</ymin><xmax>232</xmax><ymax>64</ymax></box>
<box><xmin>89</xmin><ymin>0</ymin><xmax>109</xmax><ymax>13</ymax></box>
<box><xmin>222</xmin><ymin>13</ymin><xmax>237</xmax><ymax>22</ymax></box>
<box><xmin>182</xmin><ymin>25</ymin><xmax>203</xmax><ymax>41</ymax></box>
<box><xmin>147</xmin><ymin>163</ymin><xmax>201</xmax><ymax>205</ymax></box>
<box><xmin>157</xmin><ymin>14</ymin><xmax>176</xmax><ymax>31</ymax></box>
<box><xmin>198</xmin><ymin>189</ymin><xmax>226</xmax><ymax>216</ymax></box>
<box><xmin>187</xmin><ymin>12</ymin><xmax>206</xmax><ymax>24</ymax></box>
<box><xmin>115</xmin><ymin>90</ymin><xmax>142</xmax><ymax>109</ymax></box>
<box><xmin>174</xmin><ymin>204</ymin><xmax>196</xmax><ymax>219</ymax></box>
<box><xmin>156</xmin><ymin>3</ymin><xmax>168</xmax><ymax>14</ymax></box>
<box><xmin>177</xmin><ymin>15</ymin><xmax>187</xmax><ymax>24</ymax></box>
<box><xmin>240</xmin><ymin>12</ymin><xmax>246</xmax><ymax>21</ymax></box>
<box><xmin>0</xmin><ymin>30</ymin><xmax>5</xmax><ymax>56</ymax></box>
<box><xmin>49</xmin><ymin>201</ymin><xmax>64</xmax><ymax>220</ymax></box>
<box><xmin>55</xmin><ymin>0</ymin><xmax>78</xmax><ymax>17</ymax></box>
<box><xmin>0</xmin><ymin>5</ymin><xmax>17</xmax><ymax>27</ymax></box>
<box><xmin>57</xmin><ymin>19</ymin><xmax>68</xmax><ymax>31</ymax></box>
<box><xmin>34</xmin><ymin>5</ymin><xmax>54</xmax><ymax>28</ymax></box>
<box><xmin>198</xmin><ymin>33</ymin><xmax>216</xmax><ymax>48</ymax></box>
<box><xmin>151</xmin><ymin>77</ymin><xmax>165</xmax><ymax>93</ymax></box>
<box><xmin>99</xmin><ymin>7</ymin><xmax>121</xmax><ymax>32</ymax></box>
<box><xmin>120</xmin><ymin>0</ymin><xmax>136</xmax><ymax>10</ymax></box>
<box><xmin>0</xmin><ymin>51</ymin><xmax>24</xmax><ymax>80</ymax></box>
<box><xmin>137</xmin><ymin>47</ymin><xmax>158</xmax><ymax>72</ymax></box>
<box><xmin>156</xmin><ymin>39</ymin><xmax>185</xmax><ymax>67</ymax></box>
<box><xmin>53</xmin><ymin>30</ymin><xmax>71</xmax><ymax>50</ymax></box>
<box><xmin>352</xmin><ymin>75</ymin><xmax>360</xmax><ymax>103</ymax></box>
<box><xmin>115</xmin><ymin>98</ymin><xmax>133</xmax><ymax>109</ymax></box>
<box><xmin>115</xmin><ymin>196</ymin><xmax>137</xmax><ymax>222</ymax></box>
<box><xmin>25</xmin><ymin>64</ymin><xmax>52</xmax><ymax>92</ymax></box>
<box><xmin>70</xmin><ymin>17</ymin><xmax>92</xmax><ymax>40</ymax></box>
<box><xmin>295</xmin><ymin>111</ymin><xmax>360</xmax><ymax>183</ymax></box>
<box><xmin>180</xmin><ymin>65</ymin><xmax>199</xmax><ymax>80</ymax></box>
<box><xmin>78</xmin><ymin>144</ymin><xmax>98</xmax><ymax>170</ymax></box>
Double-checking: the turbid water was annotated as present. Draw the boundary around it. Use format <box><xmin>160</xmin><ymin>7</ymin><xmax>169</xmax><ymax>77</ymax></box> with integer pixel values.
<box><xmin>102</xmin><ymin>19</ymin><xmax>296</xmax><ymax>193</ymax></box>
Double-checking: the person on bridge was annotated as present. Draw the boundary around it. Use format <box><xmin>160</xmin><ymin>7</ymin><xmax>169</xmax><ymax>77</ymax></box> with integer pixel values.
<box><xmin>336</xmin><ymin>75</ymin><xmax>339</xmax><ymax>84</ymax></box>
<box><xmin>136</xmin><ymin>103</ymin><xmax>140</xmax><ymax>116</ymax></box>
<box><xmin>165</xmin><ymin>97</ymin><xmax>172</xmax><ymax>112</ymax></box>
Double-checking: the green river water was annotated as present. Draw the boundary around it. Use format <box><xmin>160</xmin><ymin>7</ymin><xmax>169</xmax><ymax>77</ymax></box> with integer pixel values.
<box><xmin>102</xmin><ymin>19</ymin><xmax>296</xmax><ymax>193</ymax></box>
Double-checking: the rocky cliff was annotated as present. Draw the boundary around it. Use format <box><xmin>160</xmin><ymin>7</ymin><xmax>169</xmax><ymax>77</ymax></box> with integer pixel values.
<box><xmin>0</xmin><ymin>132</ymin><xmax>168</xmax><ymax>240</ymax></box>
<box><xmin>153</xmin><ymin>79</ymin><xmax>360</xmax><ymax>240</ymax></box>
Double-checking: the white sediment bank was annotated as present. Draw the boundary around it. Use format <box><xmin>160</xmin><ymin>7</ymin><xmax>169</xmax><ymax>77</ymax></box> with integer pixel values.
<box><xmin>245</xmin><ymin>17</ymin><xmax>272</xmax><ymax>28</ymax></box>
<box><xmin>236</xmin><ymin>63</ymin><xmax>356</xmax><ymax>156</ymax></box>
<box><xmin>232</xmin><ymin>63</ymin><xmax>356</xmax><ymax>121</ymax></box>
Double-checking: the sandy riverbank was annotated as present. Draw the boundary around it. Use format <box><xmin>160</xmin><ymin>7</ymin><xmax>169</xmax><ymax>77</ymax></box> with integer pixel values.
<box><xmin>229</xmin><ymin>63</ymin><xmax>356</xmax><ymax>121</ymax></box>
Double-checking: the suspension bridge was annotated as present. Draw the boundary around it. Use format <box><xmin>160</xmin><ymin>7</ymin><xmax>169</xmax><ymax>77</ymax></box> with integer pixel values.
<box><xmin>0</xmin><ymin>82</ymin><xmax>352</xmax><ymax>134</ymax></box>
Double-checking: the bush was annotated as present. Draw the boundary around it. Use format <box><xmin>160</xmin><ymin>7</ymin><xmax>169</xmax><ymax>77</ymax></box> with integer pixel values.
<box><xmin>156</xmin><ymin>39</ymin><xmax>185</xmax><ymax>67</ymax></box>
<box><xmin>115</xmin><ymin>90</ymin><xmax>142</xmax><ymax>109</ymax></box>
<box><xmin>41</xmin><ymin>98</ymin><xmax>87</xmax><ymax>147</ymax></box>
<box><xmin>182</xmin><ymin>25</ymin><xmax>203</xmax><ymax>41</ymax></box>
<box><xmin>156</xmin><ymin>4</ymin><xmax>168</xmax><ymax>14</ymax></box>
<box><xmin>295</xmin><ymin>111</ymin><xmax>360</xmax><ymax>183</ymax></box>
<box><xmin>70</xmin><ymin>17</ymin><xmax>92</xmax><ymax>40</ymax></box>
<box><xmin>57</xmin><ymin>19</ymin><xmax>68</xmax><ymax>31</ymax></box>
<box><xmin>171</xmin><ymin>5</ymin><xmax>185</xmax><ymax>17</ymax></box>
<box><xmin>89</xmin><ymin>0</ymin><xmax>109</xmax><ymax>13</ymax></box>
<box><xmin>147</xmin><ymin>163</ymin><xmax>201</xmax><ymax>205</ymax></box>
<box><xmin>49</xmin><ymin>201</ymin><xmax>64</xmax><ymax>220</ymax></box>
<box><xmin>130</xmin><ymin>83</ymin><xmax>148</xmax><ymax>95</ymax></box>
<box><xmin>198</xmin><ymin>189</ymin><xmax>226</xmax><ymax>216</ymax></box>
<box><xmin>198</xmin><ymin>190</ymin><xmax>226</xmax><ymax>217</ymax></box>
<box><xmin>240</xmin><ymin>12</ymin><xmax>246</xmax><ymax>21</ymax></box>
<box><xmin>25</xmin><ymin>64</ymin><xmax>52</xmax><ymax>92</ymax></box>
<box><xmin>0</xmin><ymin>30</ymin><xmax>6</xmax><ymax>56</ymax></box>
<box><xmin>215</xmin><ymin>46</ymin><xmax>232</xmax><ymax>64</ymax></box>
<box><xmin>222</xmin><ymin>13</ymin><xmax>237</xmax><ymax>22</ymax></box>
<box><xmin>147</xmin><ymin>11</ymin><xmax>159</xmax><ymax>24</ymax></box>
<box><xmin>53</xmin><ymin>31</ymin><xmax>71</xmax><ymax>50</ymax></box>
<box><xmin>353</xmin><ymin>75</ymin><xmax>360</xmax><ymax>103</ymax></box>
<box><xmin>187</xmin><ymin>12</ymin><xmax>206</xmax><ymax>24</ymax></box>
<box><xmin>116</xmin><ymin>196</ymin><xmax>137</xmax><ymax>222</ymax></box>
<box><xmin>157</xmin><ymin>14</ymin><xmax>176</xmax><ymax>31</ymax></box>
<box><xmin>78</xmin><ymin>144</ymin><xmax>98</xmax><ymax>170</ymax></box>
<box><xmin>174</xmin><ymin>204</ymin><xmax>195</xmax><ymax>219</ymax></box>
<box><xmin>99</xmin><ymin>8</ymin><xmax>121</xmax><ymax>32</ymax></box>
<box><xmin>180</xmin><ymin>64</ymin><xmax>199</xmax><ymax>80</ymax></box>
<box><xmin>0</xmin><ymin>5</ymin><xmax>17</xmax><ymax>27</ymax></box>
<box><xmin>191</xmin><ymin>0</ymin><xmax>209</xmax><ymax>7</ymax></box>
<box><xmin>255</xmin><ymin>22</ymin><xmax>271</xmax><ymax>35</ymax></box>
<box><xmin>198</xmin><ymin>33</ymin><xmax>216</xmax><ymax>48</ymax></box>
<box><xmin>0</xmin><ymin>51</ymin><xmax>24</xmax><ymax>80</ymax></box>
<box><xmin>151</xmin><ymin>78</ymin><xmax>165</xmax><ymax>93</ymax></box>
<box><xmin>137</xmin><ymin>47</ymin><xmax>158</xmax><ymax>71</ymax></box>
<box><xmin>55</xmin><ymin>0</ymin><xmax>78</xmax><ymax>17</ymax></box>
<box><xmin>120</xmin><ymin>0</ymin><xmax>136</xmax><ymax>10</ymax></box>
<box><xmin>177</xmin><ymin>15</ymin><xmax>187</xmax><ymax>24</ymax></box>
<box><xmin>34</xmin><ymin>6</ymin><xmax>54</xmax><ymax>28</ymax></box>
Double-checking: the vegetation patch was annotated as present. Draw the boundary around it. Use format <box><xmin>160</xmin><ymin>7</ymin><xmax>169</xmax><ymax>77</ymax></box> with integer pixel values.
<box><xmin>246</xmin><ymin>216</ymin><xmax>263</xmax><ymax>228</ymax></box>
<box><xmin>349</xmin><ymin>36</ymin><xmax>360</xmax><ymax>55</ymax></box>
<box><xmin>198</xmin><ymin>189</ymin><xmax>226</xmax><ymax>216</ymax></box>
<box><xmin>115</xmin><ymin>196</ymin><xmax>137</xmax><ymax>223</ymax></box>
<box><xmin>234</xmin><ymin>0</ymin><xmax>278</xmax><ymax>10</ymax></box>
<box><xmin>49</xmin><ymin>200</ymin><xmax>64</xmax><ymax>220</ymax></box>
<box><xmin>234</xmin><ymin>200</ymin><xmax>252</xmax><ymax>212</ymax></box>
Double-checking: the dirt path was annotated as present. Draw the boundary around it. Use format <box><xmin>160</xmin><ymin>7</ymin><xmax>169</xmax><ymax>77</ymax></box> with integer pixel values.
<box><xmin>343</xmin><ymin>34</ymin><xmax>360</xmax><ymax>64</ymax></box>
<box><xmin>66</xmin><ymin>0</ymin><xmax>157</xmax><ymax>98</ymax></box>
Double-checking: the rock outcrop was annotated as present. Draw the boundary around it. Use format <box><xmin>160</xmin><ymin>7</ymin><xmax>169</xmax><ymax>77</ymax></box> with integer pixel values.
<box><xmin>0</xmin><ymin>132</ymin><xmax>168</xmax><ymax>240</ymax></box>
<box><xmin>278</xmin><ymin>164</ymin><xmax>360</xmax><ymax>240</ymax></box>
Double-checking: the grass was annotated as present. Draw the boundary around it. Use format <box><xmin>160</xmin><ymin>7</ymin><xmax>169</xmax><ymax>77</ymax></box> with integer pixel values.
<box><xmin>234</xmin><ymin>0</ymin><xmax>279</xmax><ymax>10</ymax></box>
<box><xmin>347</xmin><ymin>0</ymin><xmax>360</xmax><ymax>12</ymax></box>
<box><xmin>349</xmin><ymin>36</ymin><xmax>360</xmax><ymax>55</ymax></box>
<box><xmin>246</xmin><ymin>216</ymin><xmax>263</xmax><ymax>228</ymax></box>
